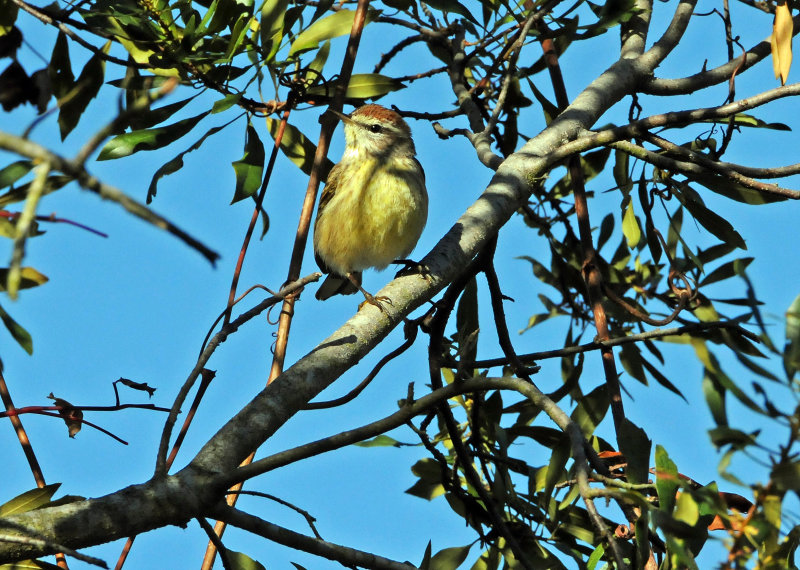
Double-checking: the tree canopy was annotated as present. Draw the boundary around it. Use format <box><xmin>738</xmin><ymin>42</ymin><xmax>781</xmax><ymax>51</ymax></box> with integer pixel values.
<box><xmin>1</xmin><ymin>0</ymin><xmax>800</xmax><ymax>568</ymax></box>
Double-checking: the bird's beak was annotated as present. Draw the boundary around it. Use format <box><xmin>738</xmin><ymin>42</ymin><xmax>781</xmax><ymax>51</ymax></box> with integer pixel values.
<box><xmin>327</xmin><ymin>108</ymin><xmax>353</xmax><ymax>125</ymax></box>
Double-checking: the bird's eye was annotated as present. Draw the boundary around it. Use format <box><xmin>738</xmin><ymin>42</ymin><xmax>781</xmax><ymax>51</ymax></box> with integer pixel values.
<box><xmin>368</xmin><ymin>124</ymin><xmax>383</xmax><ymax>133</ymax></box>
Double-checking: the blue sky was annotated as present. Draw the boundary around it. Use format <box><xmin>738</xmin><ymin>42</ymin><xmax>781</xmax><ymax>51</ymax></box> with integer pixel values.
<box><xmin>2</xmin><ymin>0</ymin><xmax>799</xmax><ymax>568</ymax></box>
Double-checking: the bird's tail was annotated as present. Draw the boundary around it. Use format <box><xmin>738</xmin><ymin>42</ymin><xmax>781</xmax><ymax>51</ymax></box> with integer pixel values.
<box><xmin>315</xmin><ymin>272</ymin><xmax>361</xmax><ymax>300</ymax></box>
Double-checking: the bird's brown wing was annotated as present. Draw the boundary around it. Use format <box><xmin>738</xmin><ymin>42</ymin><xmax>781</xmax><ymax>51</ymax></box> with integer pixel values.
<box><xmin>315</xmin><ymin>271</ymin><xmax>360</xmax><ymax>300</ymax></box>
<box><xmin>317</xmin><ymin>161</ymin><xmax>343</xmax><ymax>214</ymax></box>
<box><xmin>314</xmin><ymin>162</ymin><xmax>343</xmax><ymax>275</ymax></box>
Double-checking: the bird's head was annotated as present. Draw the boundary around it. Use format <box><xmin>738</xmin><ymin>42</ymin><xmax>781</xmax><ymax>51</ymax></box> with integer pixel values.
<box><xmin>331</xmin><ymin>104</ymin><xmax>416</xmax><ymax>159</ymax></box>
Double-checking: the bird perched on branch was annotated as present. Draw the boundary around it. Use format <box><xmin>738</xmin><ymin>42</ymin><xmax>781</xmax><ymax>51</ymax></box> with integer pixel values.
<box><xmin>313</xmin><ymin>104</ymin><xmax>428</xmax><ymax>308</ymax></box>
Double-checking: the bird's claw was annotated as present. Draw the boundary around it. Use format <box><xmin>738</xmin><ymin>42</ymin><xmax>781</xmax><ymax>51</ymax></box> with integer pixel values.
<box><xmin>393</xmin><ymin>259</ymin><xmax>430</xmax><ymax>280</ymax></box>
<box><xmin>359</xmin><ymin>293</ymin><xmax>392</xmax><ymax>314</ymax></box>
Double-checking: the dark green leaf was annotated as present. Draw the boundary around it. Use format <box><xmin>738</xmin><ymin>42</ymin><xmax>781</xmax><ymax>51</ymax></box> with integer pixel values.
<box><xmin>226</xmin><ymin>550</ymin><xmax>266</xmax><ymax>570</ymax></box>
<box><xmin>700</xmin><ymin>257</ymin><xmax>753</xmax><ymax>287</ymax></box>
<box><xmin>128</xmin><ymin>97</ymin><xmax>195</xmax><ymax>130</ymax></box>
<box><xmin>0</xmin><ymin>160</ymin><xmax>33</xmax><ymax>189</ymax></box>
<box><xmin>618</xmin><ymin>418</ymin><xmax>650</xmax><ymax>484</ymax></box>
<box><xmin>708</xmin><ymin>426</ymin><xmax>758</xmax><ymax>449</ymax></box>
<box><xmin>686</xmin><ymin>172</ymin><xmax>786</xmax><ymax>205</ymax></box>
<box><xmin>0</xmin><ymin>301</ymin><xmax>32</xmax><ymax>354</ymax></box>
<box><xmin>98</xmin><ymin>112</ymin><xmax>209</xmax><ymax>160</ymax></box>
<box><xmin>700</xmin><ymin>113</ymin><xmax>791</xmax><ymax>131</ymax></box>
<box><xmin>58</xmin><ymin>42</ymin><xmax>109</xmax><ymax>139</ymax></box>
<box><xmin>48</xmin><ymin>32</ymin><xmax>74</xmax><ymax>100</ymax></box>
<box><xmin>578</xmin><ymin>0</ymin><xmax>637</xmax><ymax>38</ymax></box>
<box><xmin>455</xmin><ymin>276</ymin><xmax>479</xmax><ymax>363</ymax></box>
<box><xmin>673</xmin><ymin>183</ymin><xmax>746</xmax><ymax>249</ymax></box>
<box><xmin>641</xmin><ymin>358</ymin><xmax>685</xmax><ymax>400</ymax></box>
<box><xmin>406</xmin><ymin>458</ymin><xmax>444</xmax><ymax>500</ymax></box>
<box><xmin>597</xmin><ymin>213</ymin><xmax>614</xmax><ymax>251</ymax></box>
<box><xmin>619</xmin><ymin>343</ymin><xmax>647</xmax><ymax>384</ymax></box>
<box><xmin>148</xmin><ymin>121</ymin><xmax>235</xmax><ymax>203</ymax></box>
<box><xmin>702</xmin><ymin>369</ymin><xmax>727</xmax><ymax>426</ymax></box>
<box><xmin>0</xmin><ymin>267</ymin><xmax>48</xmax><ymax>291</ymax></box>
<box><xmin>525</xmin><ymin>78</ymin><xmax>559</xmax><ymax>125</ymax></box>
<box><xmin>424</xmin><ymin>0</ymin><xmax>478</xmax><ymax>23</ymax></box>
<box><xmin>570</xmin><ymin>384</ymin><xmax>608</xmax><ymax>437</ymax></box>
<box><xmin>784</xmin><ymin>293</ymin><xmax>800</xmax><ymax>380</ymax></box>
<box><xmin>231</xmin><ymin>122</ymin><xmax>265</xmax><ymax>203</ymax></box>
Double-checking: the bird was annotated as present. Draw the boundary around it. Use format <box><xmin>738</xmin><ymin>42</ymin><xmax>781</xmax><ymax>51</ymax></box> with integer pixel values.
<box><xmin>313</xmin><ymin>104</ymin><xmax>428</xmax><ymax>309</ymax></box>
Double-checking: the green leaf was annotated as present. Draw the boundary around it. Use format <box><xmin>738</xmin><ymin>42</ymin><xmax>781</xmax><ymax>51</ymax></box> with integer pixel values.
<box><xmin>406</xmin><ymin>458</ymin><xmax>445</xmax><ymax>500</ymax></box>
<box><xmin>211</xmin><ymin>93</ymin><xmax>243</xmax><ymax>114</ymax></box>
<box><xmin>354</xmin><ymin>435</ymin><xmax>403</xmax><ymax>447</ymax></box>
<box><xmin>613</xmin><ymin>148</ymin><xmax>632</xmax><ymax>193</ymax></box>
<box><xmin>98</xmin><ymin>112</ymin><xmax>209</xmax><ymax>160</ymax></box>
<box><xmin>420</xmin><ymin>541</ymin><xmax>432</xmax><ymax>570</ymax></box>
<box><xmin>708</xmin><ymin>426</ymin><xmax>758</xmax><ymax>449</ymax></box>
<box><xmin>618</xmin><ymin>418</ymin><xmax>650</xmax><ymax>484</ymax></box>
<box><xmin>231</xmin><ymin>122</ymin><xmax>265</xmax><ymax>203</ymax></box>
<box><xmin>0</xmin><ymin>484</ymin><xmax>60</xmax><ymax>516</ymax></box>
<box><xmin>674</xmin><ymin>491</ymin><xmax>699</xmax><ymax>526</ymax></box>
<box><xmin>640</xmin><ymin>357</ymin><xmax>685</xmax><ymax>400</ymax></box>
<box><xmin>0</xmin><ymin>301</ymin><xmax>32</xmax><ymax>354</ymax></box>
<box><xmin>525</xmin><ymin>78</ymin><xmax>559</xmax><ymax>125</ymax></box>
<box><xmin>655</xmin><ymin>445</ymin><xmax>679</xmax><ymax>514</ymax></box>
<box><xmin>700</xmin><ymin>113</ymin><xmax>791</xmax><ymax>131</ymax></box>
<box><xmin>226</xmin><ymin>550</ymin><xmax>266</xmax><ymax>570</ymax></box>
<box><xmin>0</xmin><ymin>267</ymin><xmax>48</xmax><ymax>291</ymax></box>
<box><xmin>306</xmin><ymin>73</ymin><xmax>405</xmax><ymax>100</ymax></box>
<box><xmin>0</xmin><ymin>0</ymin><xmax>18</xmax><ymax>36</ymax></box>
<box><xmin>265</xmin><ymin>117</ymin><xmax>334</xmax><ymax>178</ymax></box>
<box><xmin>260</xmin><ymin>0</ymin><xmax>288</xmax><ymax>59</ymax></box>
<box><xmin>57</xmin><ymin>42</ymin><xmax>109</xmax><ymax>140</ymax></box>
<box><xmin>686</xmin><ymin>172</ymin><xmax>786</xmax><ymax>205</ymax></box>
<box><xmin>702</xmin><ymin>370</ymin><xmax>727</xmax><ymax>426</ymax></box>
<box><xmin>621</xmin><ymin>197</ymin><xmax>641</xmax><ymax>249</ymax></box>
<box><xmin>288</xmin><ymin>8</ymin><xmax>380</xmax><ymax>56</ymax></box>
<box><xmin>223</xmin><ymin>12</ymin><xmax>252</xmax><ymax>61</ymax></box>
<box><xmin>429</xmin><ymin>545</ymin><xmax>472</xmax><ymax>570</ymax></box>
<box><xmin>586</xmin><ymin>544</ymin><xmax>605</xmax><ymax>570</ymax></box>
<box><xmin>127</xmin><ymin>97</ymin><xmax>196</xmax><ymax>130</ymax></box>
<box><xmin>570</xmin><ymin>384</ymin><xmax>609</xmax><ymax>437</ymax></box>
<box><xmin>673</xmin><ymin>183</ymin><xmax>746</xmax><ymax>249</ymax></box>
<box><xmin>578</xmin><ymin>0</ymin><xmax>637</xmax><ymax>38</ymax></box>
<box><xmin>0</xmin><ymin>161</ymin><xmax>33</xmax><ymax>189</ymax></box>
<box><xmin>455</xmin><ymin>276</ymin><xmax>479</xmax><ymax>364</ymax></box>
<box><xmin>147</xmin><ymin>120</ymin><xmax>235</xmax><ymax>203</ymax></box>
<box><xmin>700</xmin><ymin>257</ymin><xmax>753</xmax><ymax>287</ymax></box>
<box><xmin>784</xmin><ymin>293</ymin><xmax>800</xmax><ymax>380</ymax></box>
<box><xmin>423</xmin><ymin>0</ymin><xmax>478</xmax><ymax>23</ymax></box>
<box><xmin>48</xmin><ymin>33</ymin><xmax>74</xmax><ymax>101</ymax></box>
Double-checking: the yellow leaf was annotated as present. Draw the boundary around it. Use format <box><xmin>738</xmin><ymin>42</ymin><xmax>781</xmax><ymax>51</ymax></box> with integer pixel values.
<box><xmin>771</xmin><ymin>0</ymin><xmax>793</xmax><ymax>85</ymax></box>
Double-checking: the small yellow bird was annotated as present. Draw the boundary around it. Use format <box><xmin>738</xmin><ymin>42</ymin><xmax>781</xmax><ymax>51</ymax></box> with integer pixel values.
<box><xmin>313</xmin><ymin>104</ymin><xmax>428</xmax><ymax>307</ymax></box>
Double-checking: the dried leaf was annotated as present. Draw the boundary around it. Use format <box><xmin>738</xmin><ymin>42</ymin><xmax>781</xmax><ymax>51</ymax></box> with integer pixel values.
<box><xmin>771</xmin><ymin>0</ymin><xmax>793</xmax><ymax>85</ymax></box>
<box><xmin>48</xmin><ymin>393</ymin><xmax>83</xmax><ymax>438</ymax></box>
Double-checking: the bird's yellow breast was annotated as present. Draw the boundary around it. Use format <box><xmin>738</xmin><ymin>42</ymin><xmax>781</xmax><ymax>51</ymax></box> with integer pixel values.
<box><xmin>313</xmin><ymin>155</ymin><xmax>428</xmax><ymax>276</ymax></box>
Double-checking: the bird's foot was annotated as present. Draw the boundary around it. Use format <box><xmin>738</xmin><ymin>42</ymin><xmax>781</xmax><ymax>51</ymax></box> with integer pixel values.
<box><xmin>393</xmin><ymin>259</ymin><xmax>431</xmax><ymax>280</ymax></box>
<box><xmin>358</xmin><ymin>292</ymin><xmax>392</xmax><ymax>314</ymax></box>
